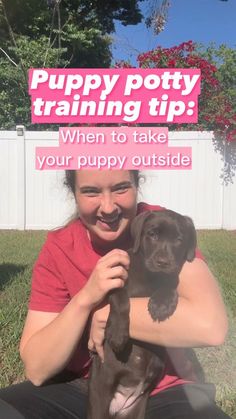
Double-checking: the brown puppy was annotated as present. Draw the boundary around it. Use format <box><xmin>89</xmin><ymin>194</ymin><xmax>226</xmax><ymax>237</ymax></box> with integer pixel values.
<box><xmin>88</xmin><ymin>209</ymin><xmax>197</xmax><ymax>419</ymax></box>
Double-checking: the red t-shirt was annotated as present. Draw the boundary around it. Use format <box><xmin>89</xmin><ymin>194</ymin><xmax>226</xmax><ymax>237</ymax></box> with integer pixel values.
<box><xmin>29</xmin><ymin>202</ymin><xmax>203</xmax><ymax>394</ymax></box>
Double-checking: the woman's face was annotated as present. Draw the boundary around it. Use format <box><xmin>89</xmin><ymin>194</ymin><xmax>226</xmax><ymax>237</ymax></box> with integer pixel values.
<box><xmin>75</xmin><ymin>170</ymin><xmax>138</xmax><ymax>249</ymax></box>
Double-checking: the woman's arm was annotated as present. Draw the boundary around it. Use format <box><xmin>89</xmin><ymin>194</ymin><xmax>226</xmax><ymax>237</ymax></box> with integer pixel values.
<box><xmin>20</xmin><ymin>249</ymin><xmax>130</xmax><ymax>386</ymax></box>
<box><xmin>20</xmin><ymin>293</ymin><xmax>92</xmax><ymax>386</ymax></box>
<box><xmin>129</xmin><ymin>258</ymin><xmax>228</xmax><ymax>347</ymax></box>
<box><xmin>89</xmin><ymin>259</ymin><xmax>228</xmax><ymax>356</ymax></box>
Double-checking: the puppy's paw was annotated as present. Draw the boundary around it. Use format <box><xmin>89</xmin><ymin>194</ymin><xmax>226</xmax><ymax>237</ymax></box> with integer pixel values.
<box><xmin>148</xmin><ymin>290</ymin><xmax>178</xmax><ymax>322</ymax></box>
<box><xmin>105</xmin><ymin>325</ymin><xmax>129</xmax><ymax>353</ymax></box>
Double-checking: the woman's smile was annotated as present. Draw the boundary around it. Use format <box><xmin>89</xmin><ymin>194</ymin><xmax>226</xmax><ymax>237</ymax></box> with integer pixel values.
<box><xmin>96</xmin><ymin>213</ymin><xmax>122</xmax><ymax>230</ymax></box>
<box><xmin>75</xmin><ymin>170</ymin><xmax>138</xmax><ymax>248</ymax></box>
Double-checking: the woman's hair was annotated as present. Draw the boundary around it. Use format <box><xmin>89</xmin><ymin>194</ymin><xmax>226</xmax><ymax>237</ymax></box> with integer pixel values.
<box><xmin>64</xmin><ymin>170</ymin><xmax>141</xmax><ymax>197</ymax></box>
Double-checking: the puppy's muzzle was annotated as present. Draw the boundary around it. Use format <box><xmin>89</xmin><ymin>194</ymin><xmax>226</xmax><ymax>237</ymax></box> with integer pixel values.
<box><xmin>145</xmin><ymin>254</ymin><xmax>175</xmax><ymax>274</ymax></box>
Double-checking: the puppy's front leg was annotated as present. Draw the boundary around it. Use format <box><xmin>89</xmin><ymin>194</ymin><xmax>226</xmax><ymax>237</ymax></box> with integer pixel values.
<box><xmin>148</xmin><ymin>288</ymin><xmax>178</xmax><ymax>321</ymax></box>
<box><xmin>105</xmin><ymin>288</ymin><xmax>130</xmax><ymax>353</ymax></box>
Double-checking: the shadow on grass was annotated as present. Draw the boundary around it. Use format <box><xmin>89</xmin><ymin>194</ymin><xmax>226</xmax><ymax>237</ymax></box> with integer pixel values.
<box><xmin>0</xmin><ymin>263</ymin><xmax>28</xmax><ymax>291</ymax></box>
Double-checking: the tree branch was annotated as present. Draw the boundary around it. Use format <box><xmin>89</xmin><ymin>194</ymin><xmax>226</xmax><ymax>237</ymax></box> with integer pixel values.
<box><xmin>0</xmin><ymin>46</ymin><xmax>17</xmax><ymax>66</ymax></box>
<box><xmin>0</xmin><ymin>0</ymin><xmax>27</xmax><ymax>84</ymax></box>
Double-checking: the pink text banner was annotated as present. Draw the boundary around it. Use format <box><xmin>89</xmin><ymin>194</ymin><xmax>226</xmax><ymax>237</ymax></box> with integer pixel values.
<box><xmin>29</xmin><ymin>68</ymin><xmax>201</xmax><ymax>124</ymax></box>
<box><xmin>35</xmin><ymin>127</ymin><xmax>192</xmax><ymax>170</ymax></box>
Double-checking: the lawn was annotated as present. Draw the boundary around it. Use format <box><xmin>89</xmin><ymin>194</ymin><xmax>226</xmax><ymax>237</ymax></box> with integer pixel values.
<box><xmin>0</xmin><ymin>229</ymin><xmax>236</xmax><ymax>417</ymax></box>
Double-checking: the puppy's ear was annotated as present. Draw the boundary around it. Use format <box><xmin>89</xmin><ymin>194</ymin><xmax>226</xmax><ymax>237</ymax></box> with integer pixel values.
<box><xmin>130</xmin><ymin>211</ymin><xmax>152</xmax><ymax>253</ymax></box>
<box><xmin>184</xmin><ymin>216</ymin><xmax>197</xmax><ymax>262</ymax></box>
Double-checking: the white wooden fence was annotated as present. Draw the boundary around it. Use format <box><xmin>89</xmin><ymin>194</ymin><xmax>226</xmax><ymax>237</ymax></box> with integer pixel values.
<box><xmin>0</xmin><ymin>129</ymin><xmax>236</xmax><ymax>230</ymax></box>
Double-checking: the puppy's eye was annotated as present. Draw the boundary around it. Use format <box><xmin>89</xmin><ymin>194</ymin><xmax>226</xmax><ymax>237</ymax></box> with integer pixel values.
<box><xmin>148</xmin><ymin>231</ymin><xmax>159</xmax><ymax>240</ymax></box>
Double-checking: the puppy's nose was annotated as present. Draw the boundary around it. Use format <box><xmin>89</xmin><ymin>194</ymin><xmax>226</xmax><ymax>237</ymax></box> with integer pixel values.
<box><xmin>156</xmin><ymin>257</ymin><xmax>168</xmax><ymax>267</ymax></box>
<box><xmin>156</xmin><ymin>256</ymin><xmax>168</xmax><ymax>265</ymax></box>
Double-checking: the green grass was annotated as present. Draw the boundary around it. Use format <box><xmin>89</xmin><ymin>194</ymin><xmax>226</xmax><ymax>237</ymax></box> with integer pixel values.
<box><xmin>0</xmin><ymin>229</ymin><xmax>235</xmax><ymax>417</ymax></box>
<box><xmin>196</xmin><ymin>230</ymin><xmax>236</xmax><ymax>418</ymax></box>
<box><xmin>0</xmin><ymin>231</ymin><xmax>46</xmax><ymax>385</ymax></box>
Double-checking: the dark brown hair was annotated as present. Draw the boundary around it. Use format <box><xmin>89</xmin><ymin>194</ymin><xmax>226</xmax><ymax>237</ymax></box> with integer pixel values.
<box><xmin>64</xmin><ymin>170</ymin><xmax>141</xmax><ymax>197</ymax></box>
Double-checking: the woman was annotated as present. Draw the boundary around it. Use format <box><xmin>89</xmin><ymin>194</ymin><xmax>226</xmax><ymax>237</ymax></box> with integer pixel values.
<box><xmin>0</xmin><ymin>170</ymin><xmax>230</xmax><ymax>419</ymax></box>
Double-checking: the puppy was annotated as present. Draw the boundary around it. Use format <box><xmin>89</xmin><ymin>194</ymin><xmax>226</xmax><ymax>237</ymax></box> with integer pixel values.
<box><xmin>88</xmin><ymin>209</ymin><xmax>197</xmax><ymax>419</ymax></box>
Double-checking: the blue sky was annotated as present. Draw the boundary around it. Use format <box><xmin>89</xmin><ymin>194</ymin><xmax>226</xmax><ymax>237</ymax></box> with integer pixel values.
<box><xmin>112</xmin><ymin>0</ymin><xmax>236</xmax><ymax>64</ymax></box>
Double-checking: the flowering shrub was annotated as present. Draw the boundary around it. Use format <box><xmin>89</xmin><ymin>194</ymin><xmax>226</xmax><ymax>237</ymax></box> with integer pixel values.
<box><xmin>116</xmin><ymin>41</ymin><xmax>236</xmax><ymax>142</ymax></box>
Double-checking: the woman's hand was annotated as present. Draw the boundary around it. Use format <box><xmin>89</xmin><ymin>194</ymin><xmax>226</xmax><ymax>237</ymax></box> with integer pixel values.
<box><xmin>88</xmin><ymin>304</ymin><xmax>110</xmax><ymax>362</ymax></box>
<box><xmin>80</xmin><ymin>249</ymin><xmax>130</xmax><ymax>310</ymax></box>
